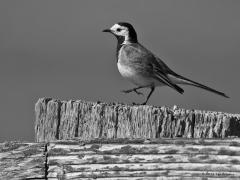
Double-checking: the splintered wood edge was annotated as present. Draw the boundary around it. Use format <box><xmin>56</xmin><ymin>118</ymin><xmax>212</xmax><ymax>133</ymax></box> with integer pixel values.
<box><xmin>36</xmin><ymin>97</ymin><xmax>240</xmax><ymax>116</ymax></box>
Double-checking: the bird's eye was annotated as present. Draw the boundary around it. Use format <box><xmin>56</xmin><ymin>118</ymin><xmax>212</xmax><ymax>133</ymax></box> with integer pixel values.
<box><xmin>116</xmin><ymin>28</ymin><xmax>121</xmax><ymax>32</ymax></box>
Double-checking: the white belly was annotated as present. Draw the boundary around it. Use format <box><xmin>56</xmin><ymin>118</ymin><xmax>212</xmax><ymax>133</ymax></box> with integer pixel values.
<box><xmin>117</xmin><ymin>62</ymin><xmax>160</xmax><ymax>86</ymax></box>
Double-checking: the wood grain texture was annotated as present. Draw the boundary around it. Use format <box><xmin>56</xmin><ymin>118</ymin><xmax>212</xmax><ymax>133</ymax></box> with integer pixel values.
<box><xmin>35</xmin><ymin>98</ymin><xmax>240</xmax><ymax>142</ymax></box>
<box><xmin>35</xmin><ymin>98</ymin><xmax>62</xmax><ymax>142</ymax></box>
<box><xmin>0</xmin><ymin>141</ymin><xmax>46</xmax><ymax>180</ymax></box>
<box><xmin>47</xmin><ymin>138</ymin><xmax>240</xmax><ymax>179</ymax></box>
<box><xmin>2</xmin><ymin>139</ymin><xmax>240</xmax><ymax>179</ymax></box>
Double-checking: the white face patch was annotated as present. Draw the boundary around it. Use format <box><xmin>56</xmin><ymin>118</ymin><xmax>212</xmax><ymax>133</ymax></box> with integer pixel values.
<box><xmin>110</xmin><ymin>24</ymin><xmax>130</xmax><ymax>44</ymax></box>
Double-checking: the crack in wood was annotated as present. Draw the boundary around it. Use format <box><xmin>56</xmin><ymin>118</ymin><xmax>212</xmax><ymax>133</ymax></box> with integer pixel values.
<box><xmin>44</xmin><ymin>142</ymin><xmax>49</xmax><ymax>180</ymax></box>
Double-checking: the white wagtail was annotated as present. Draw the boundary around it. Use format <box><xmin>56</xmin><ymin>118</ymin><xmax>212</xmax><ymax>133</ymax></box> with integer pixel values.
<box><xmin>103</xmin><ymin>22</ymin><xmax>229</xmax><ymax>105</ymax></box>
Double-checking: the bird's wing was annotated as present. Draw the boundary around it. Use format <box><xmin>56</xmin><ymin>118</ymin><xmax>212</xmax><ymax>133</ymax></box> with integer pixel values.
<box><xmin>124</xmin><ymin>43</ymin><xmax>184</xmax><ymax>94</ymax></box>
<box><xmin>151</xmin><ymin>56</ymin><xmax>184</xmax><ymax>94</ymax></box>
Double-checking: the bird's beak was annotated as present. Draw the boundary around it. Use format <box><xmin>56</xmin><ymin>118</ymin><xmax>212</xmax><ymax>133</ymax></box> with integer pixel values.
<box><xmin>102</xmin><ymin>29</ymin><xmax>112</xmax><ymax>33</ymax></box>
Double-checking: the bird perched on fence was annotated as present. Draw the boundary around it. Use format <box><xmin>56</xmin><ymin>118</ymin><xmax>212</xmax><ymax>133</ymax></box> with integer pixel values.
<box><xmin>103</xmin><ymin>22</ymin><xmax>229</xmax><ymax>105</ymax></box>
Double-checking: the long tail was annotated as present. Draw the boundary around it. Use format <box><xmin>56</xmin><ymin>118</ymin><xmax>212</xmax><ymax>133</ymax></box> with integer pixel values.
<box><xmin>173</xmin><ymin>74</ymin><xmax>229</xmax><ymax>98</ymax></box>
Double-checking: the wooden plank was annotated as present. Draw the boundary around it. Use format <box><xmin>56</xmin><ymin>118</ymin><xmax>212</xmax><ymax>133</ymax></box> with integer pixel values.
<box><xmin>48</xmin><ymin>162</ymin><xmax>240</xmax><ymax>172</ymax></box>
<box><xmin>75</xmin><ymin>178</ymin><xmax>239</xmax><ymax>180</ymax></box>
<box><xmin>0</xmin><ymin>141</ymin><xmax>46</xmax><ymax>180</ymax></box>
<box><xmin>35</xmin><ymin>98</ymin><xmax>240</xmax><ymax>142</ymax></box>
<box><xmin>46</xmin><ymin>139</ymin><xmax>240</xmax><ymax>179</ymax></box>
<box><xmin>4</xmin><ymin>139</ymin><xmax>240</xmax><ymax>179</ymax></box>
<box><xmin>48</xmin><ymin>177</ymin><xmax>238</xmax><ymax>180</ymax></box>
<box><xmin>47</xmin><ymin>143</ymin><xmax>240</xmax><ymax>156</ymax></box>
<box><xmin>47</xmin><ymin>169</ymin><xmax>240</xmax><ymax>179</ymax></box>
<box><xmin>50</xmin><ymin>137</ymin><xmax>240</xmax><ymax>146</ymax></box>
<box><xmin>47</xmin><ymin>154</ymin><xmax>240</xmax><ymax>165</ymax></box>
<box><xmin>85</xmin><ymin>178</ymin><xmax>239</xmax><ymax>180</ymax></box>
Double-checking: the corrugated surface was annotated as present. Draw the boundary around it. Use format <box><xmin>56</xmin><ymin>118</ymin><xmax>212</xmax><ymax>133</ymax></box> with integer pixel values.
<box><xmin>35</xmin><ymin>98</ymin><xmax>240</xmax><ymax>142</ymax></box>
<box><xmin>2</xmin><ymin>138</ymin><xmax>240</xmax><ymax>179</ymax></box>
<box><xmin>47</xmin><ymin>138</ymin><xmax>240</xmax><ymax>179</ymax></box>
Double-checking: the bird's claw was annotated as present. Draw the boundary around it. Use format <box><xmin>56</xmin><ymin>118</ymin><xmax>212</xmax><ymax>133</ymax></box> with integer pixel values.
<box><xmin>132</xmin><ymin>102</ymin><xmax>147</xmax><ymax>105</ymax></box>
<box><xmin>121</xmin><ymin>89</ymin><xmax>143</xmax><ymax>96</ymax></box>
<box><xmin>133</xmin><ymin>89</ymin><xmax>144</xmax><ymax>96</ymax></box>
<box><xmin>132</xmin><ymin>102</ymin><xmax>139</xmax><ymax>105</ymax></box>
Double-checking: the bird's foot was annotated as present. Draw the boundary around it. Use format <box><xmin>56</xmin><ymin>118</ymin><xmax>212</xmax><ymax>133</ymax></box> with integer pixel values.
<box><xmin>132</xmin><ymin>102</ymin><xmax>139</xmax><ymax>105</ymax></box>
<box><xmin>132</xmin><ymin>102</ymin><xmax>147</xmax><ymax>106</ymax></box>
<box><xmin>121</xmin><ymin>89</ymin><xmax>143</xmax><ymax>96</ymax></box>
<box><xmin>133</xmin><ymin>89</ymin><xmax>144</xmax><ymax>96</ymax></box>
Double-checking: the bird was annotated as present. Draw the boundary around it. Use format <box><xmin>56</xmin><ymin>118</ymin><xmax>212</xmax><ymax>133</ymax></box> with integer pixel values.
<box><xmin>103</xmin><ymin>22</ymin><xmax>229</xmax><ymax>105</ymax></box>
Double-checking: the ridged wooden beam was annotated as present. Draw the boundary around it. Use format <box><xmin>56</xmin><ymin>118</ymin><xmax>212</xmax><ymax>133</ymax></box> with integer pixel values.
<box><xmin>2</xmin><ymin>138</ymin><xmax>240</xmax><ymax>179</ymax></box>
<box><xmin>35</xmin><ymin>98</ymin><xmax>240</xmax><ymax>142</ymax></box>
<box><xmin>47</xmin><ymin>138</ymin><xmax>240</xmax><ymax>179</ymax></box>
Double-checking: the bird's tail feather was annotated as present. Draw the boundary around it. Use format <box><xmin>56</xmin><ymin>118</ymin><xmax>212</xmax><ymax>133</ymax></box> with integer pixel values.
<box><xmin>175</xmin><ymin>74</ymin><xmax>229</xmax><ymax>98</ymax></box>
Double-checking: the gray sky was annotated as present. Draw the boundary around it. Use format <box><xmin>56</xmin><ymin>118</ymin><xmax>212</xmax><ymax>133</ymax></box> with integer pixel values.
<box><xmin>0</xmin><ymin>0</ymin><xmax>239</xmax><ymax>141</ymax></box>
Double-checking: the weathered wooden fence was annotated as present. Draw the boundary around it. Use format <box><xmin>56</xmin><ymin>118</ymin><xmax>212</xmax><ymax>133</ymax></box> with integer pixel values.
<box><xmin>1</xmin><ymin>97</ymin><xmax>240</xmax><ymax>179</ymax></box>
<box><xmin>35</xmin><ymin>98</ymin><xmax>240</xmax><ymax>142</ymax></box>
<box><xmin>2</xmin><ymin>138</ymin><xmax>240</xmax><ymax>179</ymax></box>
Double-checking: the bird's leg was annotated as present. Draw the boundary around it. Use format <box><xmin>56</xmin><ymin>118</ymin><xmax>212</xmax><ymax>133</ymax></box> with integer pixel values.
<box><xmin>121</xmin><ymin>86</ymin><xmax>144</xmax><ymax>96</ymax></box>
<box><xmin>141</xmin><ymin>86</ymin><xmax>155</xmax><ymax>105</ymax></box>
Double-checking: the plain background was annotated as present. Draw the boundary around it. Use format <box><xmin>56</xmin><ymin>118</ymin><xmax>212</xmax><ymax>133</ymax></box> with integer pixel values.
<box><xmin>0</xmin><ymin>0</ymin><xmax>239</xmax><ymax>142</ymax></box>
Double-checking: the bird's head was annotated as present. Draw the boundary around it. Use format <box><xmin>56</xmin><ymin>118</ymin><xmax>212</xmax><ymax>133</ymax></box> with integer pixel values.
<box><xmin>103</xmin><ymin>22</ymin><xmax>138</xmax><ymax>44</ymax></box>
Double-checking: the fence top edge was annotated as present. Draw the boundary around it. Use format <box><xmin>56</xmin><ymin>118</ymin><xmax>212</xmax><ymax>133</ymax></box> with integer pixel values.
<box><xmin>36</xmin><ymin>97</ymin><xmax>239</xmax><ymax>117</ymax></box>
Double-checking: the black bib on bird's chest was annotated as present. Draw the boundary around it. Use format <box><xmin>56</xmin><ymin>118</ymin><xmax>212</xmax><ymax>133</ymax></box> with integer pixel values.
<box><xmin>115</xmin><ymin>33</ymin><xmax>138</xmax><ymax>62</ymax></box>
<box><xmin>116</xmin><ymin>36</ymin><xmax>124</xmax><ymax>61</ymax></box>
